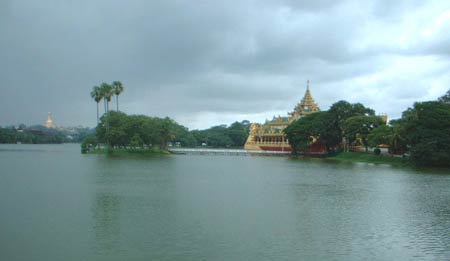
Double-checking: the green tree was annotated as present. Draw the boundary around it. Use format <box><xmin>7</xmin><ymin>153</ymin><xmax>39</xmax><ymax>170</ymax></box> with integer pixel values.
<box><xmin>329</xmin><ymin>100</ymin><xmax>375</xmax><ymax>133</ymax></box>
<box><xmin>401</xmin><ymin>101</ymin><xmax>450</xmax><ymax>167</ymax></box>
<box><xmin>344</xmin><ymin>115</ymin><xmax>385</xmax><ymax>152</ymax></box>
<box><xmin>99</xmin><ymin>83</ymin><xmax>114</xmax><ymax>146</ymax></box>
<box><xmin>170</xmin><ymin>123</ymin><xmax>197</xmax><ymax>147</ymax></box>
<box><xmin>95</xmin><ymin>112</ymin><xmax>192</xmax><ymax>150</ymax></box>
<box><xmin>387</xmin><ymin>119</ymin><xmax>408</xmax><ymax>154</ymax></box>
<box><xmin>100</xmin><ymin>82</ymin><xmax>114</xmax><ymax>113</ymax></box>
<box><xmin>227</xmin><ymin>121</ymin><xmax>249</xmax><ymax>147</ymax></box>
<box><xmin>0</xmin><ymin>128</ymin><xmax>16</xmax><ymax>143</ymax></box>
<box><xmin>367</xmin><ymin>125</ymin><xmax>392</xmax><ymax>148</ymax></box>
<box><xmin>130</xmin><ymin>134</ymin><xmax>143</xmax><ymax>149</ymax></box>
<box><xmin>90</xmin><ymin>85</ymin><xmax>103</xmax><ymax>125</ymax></box>
<box><xmin>284</xmin><ymin>111</ymin><xmax>340</xmax><ymax>154</ymax></box>
<box><xmin>328</xmin><ymin>100</ymin><xmax>376</xmax><ymax>151</ymax></box>
<box><xmin>81</xmin><ymin>135</ymin><xmax>98</xmax><ymax>153</ymax></box>
<box><xmin>96</xmin><ymin>111</ymin><xmax>128</xmax><ymax>147</ymax></box>
<box><xmin>189</xmin><ymin>121</ymin><xmax>249</xmax><ymax>148</ymax></box>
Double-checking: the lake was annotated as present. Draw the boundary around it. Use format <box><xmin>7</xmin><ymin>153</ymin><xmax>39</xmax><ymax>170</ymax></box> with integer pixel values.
<box><xmin>1</xmin><ymin>144</ymin><xmax>450</xmax><ymax>260</ymax></box>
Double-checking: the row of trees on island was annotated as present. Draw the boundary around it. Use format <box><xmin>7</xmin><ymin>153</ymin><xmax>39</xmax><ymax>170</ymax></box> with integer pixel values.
<box><xmin>82</xmin><ymin>110</ymin><xmax>251</xmax><ymax>151</ymax></box>
<box><xmin>285</xmin><ymin>89</ymin><xmax>450</xmax><ymax>167</ymax></box>
<box><xmin>82</xmin><ymin>111</ymin><xmax>193</xmax><ymax>150</ymax></box>
<box><xmin>191</xmin><ymin>121</ymin><xmax>250</xmax><ymax>148</ymax></box>
<box><xmin>85</xmin><ymin>81</ymin><xmax>250</xmax><ymax>151</ymax></box>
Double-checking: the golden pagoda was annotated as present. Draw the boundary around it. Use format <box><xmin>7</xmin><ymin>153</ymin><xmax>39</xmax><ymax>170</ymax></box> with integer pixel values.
<box><xmin>244</xmin><ymin>81</ymin><xmax>320</xmax><ymax>152</ymax></box>
<box><xmin>45</xmin><ymin>112</ymin><xmax>56</xmax><ymax>128</ymax></box>
<box><xmin>289</xmin><ymin>80</ymin><xmax>320</xmax><ymax>121</ymax></box>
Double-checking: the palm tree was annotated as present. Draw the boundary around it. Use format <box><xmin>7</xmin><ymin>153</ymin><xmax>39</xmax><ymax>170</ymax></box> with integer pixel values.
<box><xmin>100</xmin><ymin>82</ymin><xmax>114</xmax><ymax>148</ymax></box>
<box><xmin>100</xmin><ymin>82</ymin><xmax>114</xmax><ymax>112</ymax></box>
<box><xmin>112</xmin><ymin>81</ymin><xmax>124</xmax><ymax>111</ymax></box>
<box><xmin>90</xmin><ymin>86</ymin><xmax>103</xmax><ymax>125</ymax></box>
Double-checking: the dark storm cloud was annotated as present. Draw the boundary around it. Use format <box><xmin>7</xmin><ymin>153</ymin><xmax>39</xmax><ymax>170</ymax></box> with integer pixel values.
<box><xmin>1</xmin><ymin>0</ymin><xmax>449</xmax><ymax>129</ymax></box>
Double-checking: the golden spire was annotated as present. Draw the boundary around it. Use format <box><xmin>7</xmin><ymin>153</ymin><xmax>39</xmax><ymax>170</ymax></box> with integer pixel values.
<box><xmin>45</xmin><ymin>112</ymin><xmax>56</xmax><ymax>128</ymax></box>
<box><xmin>289</xmin><ymin>80</ymin><xmax>320</xmax><ymax>120</ymax></box>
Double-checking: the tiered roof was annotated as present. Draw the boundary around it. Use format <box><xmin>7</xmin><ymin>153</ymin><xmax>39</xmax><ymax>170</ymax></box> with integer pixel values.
<box><xmin>290</xmin><ymin>81</ymin><xmax>320</xmax><ymax>120</ymax></box>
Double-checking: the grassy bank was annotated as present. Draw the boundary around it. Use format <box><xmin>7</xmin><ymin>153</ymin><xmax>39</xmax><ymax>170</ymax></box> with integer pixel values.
<box><xmin>328</xmin><ymin>152</ymin><xmax>409</xmax><ymax>166</ymax></box>
<box><xmin>84</xmin><ymin>147</ymin><xmax>170</xmax><ymax>155</ymax></box>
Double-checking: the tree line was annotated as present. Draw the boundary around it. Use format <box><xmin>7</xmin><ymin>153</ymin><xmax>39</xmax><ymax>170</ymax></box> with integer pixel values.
<box><xmin>83</xmin><ymin>111</ymin><xmax>251</xmax><ymax>151</ymax></box>
<box><xmin>190</xmin><ymin>121</ymin><xmax>250</xmax><ymax>147</ymax></box>
<box><xmin>0</xmin><ymin>125</ymin><xmax>93</xmax><ymax>144</ymax></box>
<box><xmin>285</xmin><ymin>89</ymin><xmax>450</xmax><ymax>167</ymax></box>
<box><xmin>85</xmin><ymin>81</ymin><xmax>251</xmax><ymax>151</ymax></box>
<box><xmin>84</xmin><ymin>111</ymin><xmax>193</xmax><ymax>150</ymax></box>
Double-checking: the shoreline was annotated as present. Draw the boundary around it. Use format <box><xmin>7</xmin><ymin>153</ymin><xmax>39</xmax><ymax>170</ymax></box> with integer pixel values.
<box><xmin>81</xmin><ymin>146</ymin><xmax>449</xmax><ymax>171</ymax></box>
<box><xmin>325</xmin><ymin>151</ymin><xmax>409</xmax><ymax>167</ymax></box>
<box><xmin>83</xmin><ymin>147</ymin><xmax>170</xmax><ymax>155</ymax></box>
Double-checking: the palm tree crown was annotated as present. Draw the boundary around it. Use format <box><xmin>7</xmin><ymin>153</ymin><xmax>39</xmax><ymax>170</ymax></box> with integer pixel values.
<box><xmin>91</xmin><ymin>85</ymin><xmax>103</xmax><ymax>125</ymax></box>
<box><xmin>100</xmin><ymin>83</ymin><xmax>114</xmax><ymax>104</ymax></box>
<box><xmin>112</xmin><ymin>81</ymin><xmax>124</xmax><ymax>95</ymax></box>
<box><xmin>112</xmin><ymin>81</ymin><xmax>124</xmax><ymax>111</ymax></box>
<box><xmin>90</xmin><ymin>86</ymin><xmax>102</xmax><ymax>103</ymax></box>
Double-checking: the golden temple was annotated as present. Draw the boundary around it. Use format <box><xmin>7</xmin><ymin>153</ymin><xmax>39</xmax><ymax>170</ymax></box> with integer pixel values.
<box><xmin>45</xmin><ymin>112</ymin><xmax>56</xmax><ymax>128</ymax></box>
<box><xmin>244</xmin><ymin>81</ymin><xmax>320</xmax><ymax>152</ymax></box>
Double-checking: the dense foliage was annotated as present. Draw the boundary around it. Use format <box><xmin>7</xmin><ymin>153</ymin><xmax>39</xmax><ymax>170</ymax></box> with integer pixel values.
<box><xmin>343</xmin><ymin>115</ymin><xmax>385</xmax><ymax>152</ymax></box>
<box><xmin>83</xmin><ymin>112</ymin><xmax>250</xmax><ymax>151</ymax></box>
<box><xmin>284</xmin><ymin>112</ymin><xmax>340</xmax><ymax>153</ymax></box>
<box><xmin>285</xmin><ymin>100</ymin><xmax>376</xmax><ymax>154</ymax></box>
<box><xmin>191</xmin><ymin>121</ymin><xmax>250</xmax><ymax>148</ymax></box>
<box><xmin>92</xmin><ymin>111</ymin><xmax>196</xmax><ymax>149</ymax></box>
<box><xmin>285</xmin><ymin>89</ymin><xmax>450</xmax><ymax>168</ymax></box>
<box><xmin>400</xmin><ymin>101</ymin><xmax>450</xmax><ymax>167</ymax></box>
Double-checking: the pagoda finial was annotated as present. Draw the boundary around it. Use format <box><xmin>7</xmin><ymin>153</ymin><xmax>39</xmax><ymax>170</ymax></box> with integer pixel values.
<box><xmin>307</xmin><ymin>80</ymin><xmax>310</xmax><ymax>90</ymax></box>
<box><xmin>45</xmin><ymin>112</ymin><xmax>56</xmax><ymax>128</ymax></box>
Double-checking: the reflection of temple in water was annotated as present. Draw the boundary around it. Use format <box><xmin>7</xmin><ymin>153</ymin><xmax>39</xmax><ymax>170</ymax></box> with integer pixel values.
<box><xmin>244</xmin><ymin>81</ymin><xmax>320</xmax><ymax>152</ymax></box>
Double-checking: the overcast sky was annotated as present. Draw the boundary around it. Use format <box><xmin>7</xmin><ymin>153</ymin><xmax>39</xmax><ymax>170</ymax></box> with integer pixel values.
<box><xmin>1</xmin><ymin>0</ymin><xmax>449</xmax><ymax>129</ymax></box>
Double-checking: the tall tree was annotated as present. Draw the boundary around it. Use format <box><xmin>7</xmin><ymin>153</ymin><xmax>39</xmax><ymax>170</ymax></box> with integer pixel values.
<box><xmin>401</xmin><ymin>101</ymin><xmax>450</xmax><ymax>167</ymax></box>
<box><xmin>100</xmin><ymin>83</ymin><xmax>114</xmax><ymax>146</ymax></box>
<box><xmin>329</xmin><ymin>100</ymin><xmax>375</xmax><ymax>151</ymax></box>
<box><xmin>100</xmin><ymin>82</ymin><xmax>114</xmax><ymax>112</ymax></box>
<box><xmin>112</xmin><ymin>81</ymin><xmax>124</xmax><ymax>111</ymax></box>
<box><xmin>284</xmin><ymin>111</ymin><xmax>340</xmax><ymax>154</ymax></box>
<box><xmin>343</xmin><ymin>115</ymin><xmax>385</xmax><ymax>152</ymax></box>
<box><xmin>90</xmin><ymin>85</ymin><xmax>103</xmax><ymax>125</ymax></box>
<box><xmin>367</xmin><ymin>125</ymin><xmax>392</xmax><ymax>148</ymax></box>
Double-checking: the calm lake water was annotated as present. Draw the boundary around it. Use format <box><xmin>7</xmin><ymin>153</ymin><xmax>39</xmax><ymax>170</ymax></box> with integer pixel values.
<box><xmin>1</xmin><ymin>144</ymin><xmax>450</xmax><ymax>260</ymax></box>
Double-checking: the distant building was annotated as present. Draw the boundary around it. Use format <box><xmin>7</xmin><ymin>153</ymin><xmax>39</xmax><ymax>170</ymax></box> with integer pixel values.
<box><xmin>45</xmin><ymin>112</ymin><xmax>56</xmax><ymax>128</ymax></box>
<box><xmin>244</xmin><ymin>81</ymin><xmax>320</xmax><ymax>152</ymax></box>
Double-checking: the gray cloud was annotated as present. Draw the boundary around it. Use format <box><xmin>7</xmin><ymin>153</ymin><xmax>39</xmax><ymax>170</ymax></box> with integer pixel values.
<box><xmin>1</xmin><ymin>0</ymin><xmax>449</xmax><ymax>129</ymax></box>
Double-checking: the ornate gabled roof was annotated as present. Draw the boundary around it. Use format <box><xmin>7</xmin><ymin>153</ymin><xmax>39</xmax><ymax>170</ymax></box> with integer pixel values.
<box><xmin>290</xmin><ymin>80</ymin><xmax>320</xmax><ymax>120</ymax></box>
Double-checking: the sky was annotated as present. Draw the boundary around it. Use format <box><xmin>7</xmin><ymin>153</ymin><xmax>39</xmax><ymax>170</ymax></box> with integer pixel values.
<box><xmin>1</xmin><ymin>0</ymin><xmax>450</xmax><ymax>130</ymax></box>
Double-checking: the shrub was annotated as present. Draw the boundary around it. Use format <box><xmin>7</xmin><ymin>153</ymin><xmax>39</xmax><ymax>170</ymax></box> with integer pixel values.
<box><xmin>374</xmin><ymin>148</ymin><xmax>381</xmax><ymax>155</ymax></box>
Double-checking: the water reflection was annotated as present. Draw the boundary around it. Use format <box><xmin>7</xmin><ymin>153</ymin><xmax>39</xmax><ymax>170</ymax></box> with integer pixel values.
<box><xmin>92</xmin><ymin>192</ymin><xmax>121</xmax><ymax>255</ymax></box>
<box><xmin>395</xmin><ymin>173</ymin><xmax>450</xmax><ymax>258</ymax></box>
<box><xmin>38</xmin><ymin>147</ymin><xmax>447</xmax><ymax>260</ymax></box>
